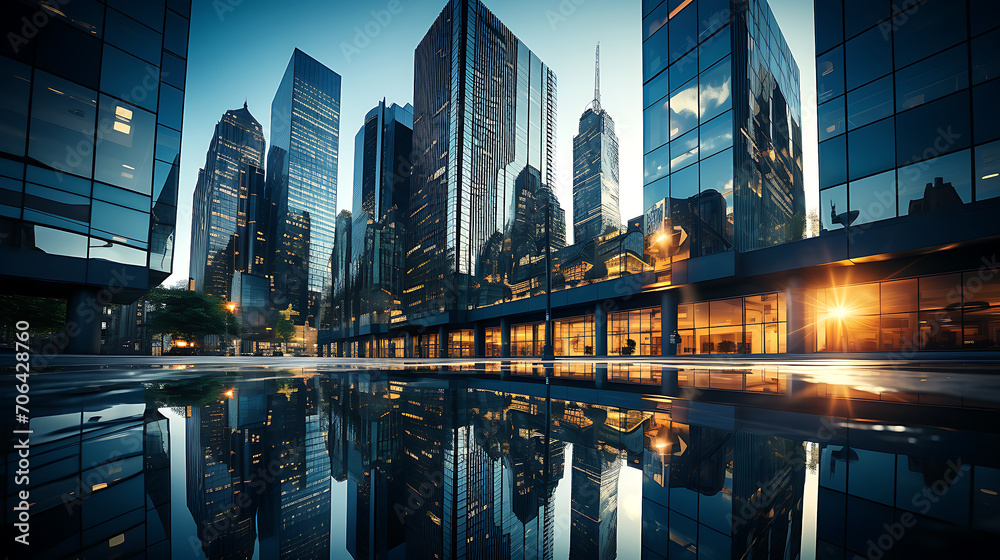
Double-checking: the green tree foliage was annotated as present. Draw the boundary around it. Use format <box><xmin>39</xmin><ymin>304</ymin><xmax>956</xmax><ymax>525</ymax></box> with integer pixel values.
<box><xmin>0</xmin><ymin>295</ymin><xmax>67</xmax><ymax>347</ymax></box>
<box><xmin>146</xmin><ymin>287</ymin><xmax>240</xmax><ymax>346</ymax></box>
<box><xmin>275</xmin><ymin>316</ymin><xmax>295</xmax><ymax>345</ymax></box>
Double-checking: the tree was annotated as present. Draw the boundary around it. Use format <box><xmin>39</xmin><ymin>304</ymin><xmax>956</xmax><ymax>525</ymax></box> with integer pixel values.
<box><xmin>146</xmin><ymin>287</ymin><xmax>240</xmax><ymax>347</ymax></box>
<box><xmin>274</xmin><ymin>304</ymin><xmax>296</xmax><ymax>351</ymax></box>
<box><xmin>807</xmin><ymin>209</ymin><xmax>820</xmax><ymax>238</ymax></box>
<box><xmin>0</xmin><ymin>295</ymin><xmax>66</xmax><ymax>347</ymax></box>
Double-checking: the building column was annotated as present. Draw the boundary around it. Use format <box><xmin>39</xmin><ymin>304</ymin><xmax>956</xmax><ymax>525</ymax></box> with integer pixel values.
<box><xmin>594</xmin><ymin>302</ymin><xmax>608</xmax><ymax>356</ymax></box>
<box><xmin>786</xmin><ymin>277</ymin><xmax>811</xmax><ymax>355</ymax></box>
<box><xmin>500</xmin><ymin>317</ymin><xmax>511</xmax><ymax>358</ymax></box>
<box><xmin>660</xmin><ymin>367</ymin><xmax>679</xmax><ymax>396</ymax></box>
<box><xmin>474</xmin><ymin>323</ymin><xmax>485</xmax><ymax>358</ymax></box>
<box><xmin>404</xmin><ymin>332</ymin><xmax>413</xmax><ymax>358</ymax></box>
<box><xmin>595</xmin><ymin>364</ymin><xmax>608</xmax><ymax>389</ymax></box>
<box><xmin>438</xmin><ymin>324</ymin><xmax>448</xmax><ymax>358</ymax></box>
<box><xmin>66</xmin><ymin>288</ymin><xmax>102</xmax><ymax>355</ymax></box>
<box><xmin>660</xmin><ymin>290</ymin><xmax>678</xmax><ymax>356</ymax></box>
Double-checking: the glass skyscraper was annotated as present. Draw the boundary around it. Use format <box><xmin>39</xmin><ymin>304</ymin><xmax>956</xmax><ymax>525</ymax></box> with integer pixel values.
<box><xmin>573</xmin><ymin>45</ymin><xmax>622</xmax><ymax>246</ymax></box>
<box><xmin>188</xmin><ymin>103</ymin><xmax>265</xmax><ymax>299</ymax></box>
<box><xmin>406</xmin><ymin>0</ymin><xmax>559</xmax><ymax>321</ymax></box>
<box><xmin>351</xmin><ymin>101</ymin><xmax>413</xmax><ymax>333</ymax></box>
<box><xmin>0</xmin><ymin>0</ymin><xmax>191</xmax><ymax>353</ymax></box>
<box><xmin>267</xmin><ymin>49</ymin><xmax>341</xmax><ymax>329</ymax></box>
<box><xmin>641</xmin><ymin>0</ymin><xmax>804</xmax><ymax>285</ymax></box>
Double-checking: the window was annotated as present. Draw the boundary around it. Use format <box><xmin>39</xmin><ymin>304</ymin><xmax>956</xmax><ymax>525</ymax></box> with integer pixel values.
<box><xmin>100</xmin><ymin>46</ymin><xmax>159</xmax><ymax>113</ymax></box>
<box><xmin>95</xmin><ymin>96</ymin><xmax>156</xmax><ymax>194</ymax></box>
<box><xmin>670</xmin><ymin>50</ymin><xmax>697</xmax><ymax>93</ymax></box>
<box><xmin>893</xmin><ymin>0</ymin><xmax>967</xmax><ymax>69</ymax></box>
<box><xmin>609</xmin><ymin>308</ymin><xmax>661</xmax><ymax>356</ymax></box>
<box><xmin>820</xmin><ymin>184</ymin><xmax>848</xmax><ymax>231</ymax></box>
<box><xmin>670</xmin><ymin>78</ymin><xmax>699</xmax><ymax>140</ymax></box>
<box><xmin>972</xmin><ymin>28</ymin><xmax>1000</xmax><ymax>88</ymax></box>
<box><xmin>971</xmin><ymin>0</ymin><xmax>1000</xmax><ymax>37</ymax></box>
<box><xmin>484</xmin><ymin>327</ymin><xmax>501</xmax><ymax>357</ymax></box>
<box><xmin>89</xmin><ymin>239</ymin><xmax>147</xmax><ymax>266</ymax></box>
<box><xmin>849</xmin><ymin>170</ymin><xmax>896</xmax><ymax>226</ymax></box>
<box><xmin>819</xmin><ymin>136</ymin><xmax>847</xmax><ymax>188</ymax></box>
<box><xmin>155</xmin><ymin>125</ymin><xmax>181</xmax><ymax>163</ymax></box>
<box><xmin>848</xmin><ymin>118</ymin><xmax>895</xmax><ymax>180</ymax></box>
<box><xmin>818</xmin><ymin>97</ymin><xmax>846</xmax><ymax>141</ymax></box>
<box><xmin>30</xmin><ymin>225</ymin><xmax>88</xmax><ymax>258</ymax></box>
<box><xmin>975</xmin><ymin>140</ymin><xmax>1000</xmax><ymax>201</ymax></box>
<box><xmin>158</xmin><ymin>85</ymin><xmax>184</xmax><ymax>131</ymax></box>
<box><xmin>644</xmin><ymin>98</ymin><xmax>671</xmax><ymax>152</ymax></box>
<box><xmin>23</xmin><ymin>184</ymin><xmax>90</xmax><ymax>234</ymax></box>
<box><xmin>644</xmin><ymin>143</ymin><xmax>670</xmax><ymax>185</ymax></box>
<box><xmin>973</xmin><ymin>80</ymin><xmax>1000</xmax><ymax>144</ymax></box>
<box><xmin>699</xmin><ymin>24</ymin><xmax>730</xmax><ymax>72</ymax></box>
<box><xmin>447</xmin><ymin>330</ymin><xmax>474</xmax><ymax>357</ymax></box>
<box><xmin>817</xmin><ymin>46</ymin><xmax>844</xmax><ymax>104</ymax></box>
<box><xmin>644</xmin><ymin>25</ymin><xmax>669</xmax><ymax>81</ymax></box>
<box><xmin>28</xmin><ymin>72</ymin><xmax>97</xmax><ymax>178</ymax></box>
<box><xmin>670</xmin><ymin>129</ymin><xmax>698</xmax><ymax>172</ymax></box>
<box><xmin>105</xmin><ymin>8</ymin><xmax>162</xmax><ymax>65</ymax></box>
<box><xmin>161</xmin><ymin>52</ymin><xmax>186</xmax><ymax>90</ymax></box>
<box><xmin>93</xmin><ymin>183</ymin><xmax>150</xmax><ymax>213</ymax></box>
<box><xmin>881</xmin><ymin>279</ymin><xmax>918</xmax><ymax>314</ymax></box>
<box><xmin>698</xmin><ymin>0</ymin><xmax>729</xmax><ymax>42</ymax></box>
<box><xmin>149</xmin><ymin>205</ymin><xmax>174</xmax><ymax>273</ymax></box>
<box><xmin>671</xmin><ymin>163</ymin><xmax>699</xmax><ymax>200</ymax></box>
<box><xmin>668</xmin><ymin>0</ymin><xmax>697</xmax><ymax>63</ymax></box>
<box><xmin>896</xmin><ymin>45</ymin><xmax>969</xmax><ymax>111</ymax></box>
<box><xmin>644</xmin><ymin>175</ymin><xmax>670</xmax><ymax>211</ymax></box>
<box><xmin>643</xmin><ymin>0</ymin><xmax>668</xmax><ymax>40</ymax></box>
<box><xmin>846</xmin><ymin>76</ymin><xmax>892</xmax><ymax>130</ymax></box>
<box><xmin>0</xmin><ymin>57</ymin><xmax>30</xmax><ymax>156</ymax></box>
<box><xmin>153</xmin><ymin>160</ymin><xmax>178</xmax><ymax>205</ymax></box>
<box><xmin>919</xmin><ymin>273</ymin><xmax>962</xmax><ymax>310</ymax></box>
<box><xmin>36</xmin><ymin>20</ymin><xmax>102</xmax><ymax>89</ymax></box>
<box><xmin>898</xmin><ymin>149</ymin><xmax>972</xmax><ymax>215</ymax></box>
<box><xmin>895</xmin><ymin>93</ymin><xmax>971</xmax><ymax>166</ymax></box>
<box><xmin>554</xmin><ymin>316</ymin><xmax>594</xmax><ymax>356</ymax></box>
<box><xmin>699</xmin><ymin>56</ymin><xmax>731</xmax><ymax>124</ymax></box>
<box><xmin>644</xmin><ymin>69</ymin><xmax>669</xmax><ymax>109</ymax></box>
<box><xmin>845</xmin><ymin>27</ymin><xmax>892</xmax><ymax>90</ymax></box>
<box><xmin>699</xmin><ymin>110</ymin><xmax>732</xmax><ymax>159</ymax></box>
<box><xmin>90</xmin><ymin>200</ymin><xmax>150</xmax><ymax>245</ymax></box>
<box><xmin>108</xmin><ymin>0</ymin><xmax>165</xmax><ymax>32</ymax></box>
<box><xmin>163</xmin><ymin>10</ymin><xmax>189</xmax><ymax>58</ymax></box>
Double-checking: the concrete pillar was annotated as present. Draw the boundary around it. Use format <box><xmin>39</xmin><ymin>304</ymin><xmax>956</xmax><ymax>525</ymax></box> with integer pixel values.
<box><xmin>404</xmin><ymin>332</ymin><xmax>413</xmax><ymax>358</ymax></box>
<box><xmin>785</xmin><ymin>277</ymin><xmax>811</xmax><ymax>355</ymax></box>
<box><xmin>473</xmin><ymin>323</ymin><xmax>485</xmax><ymax>358</ymax></box>
<box><xmin>66</xmin><ymin>288</ymin><xmax>102</xmax><ymax>354</ymax></box>
<box><xmin>594</xmin><ymin>302</ymin><xmax>608</xmax><ymax>356</ymax></box>
<box><xmin>500</xmin><ymin>317</ymin><xmax>511</xmax><ymax>358</ymax></box>
<box><xmin>660</xmin><ymin>367</ymin><xmax>679</xmax><ymax>396</ymax></box>
<box><xmin>438</xmin><ymin>324</ymin><xmax>448</xmax><ymax>358</ymax></box>
<box><xmin>660</xmin><ymin>290</ymin><xmax>679</xmax><ymax>356</ymax></box>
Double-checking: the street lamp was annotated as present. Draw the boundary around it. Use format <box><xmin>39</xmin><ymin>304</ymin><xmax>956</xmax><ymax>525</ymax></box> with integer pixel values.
<box><xmin>225</xmin><ymin>302</ymin><xmax>237</xmax><ymax>356</ymax></box>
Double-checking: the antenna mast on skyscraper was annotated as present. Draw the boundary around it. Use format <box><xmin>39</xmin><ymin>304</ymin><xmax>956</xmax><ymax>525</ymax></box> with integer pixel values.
<box><xmin>594</xmin><ymin>43</ymin><xmax>601</xmax><ymax>113</ymax></box>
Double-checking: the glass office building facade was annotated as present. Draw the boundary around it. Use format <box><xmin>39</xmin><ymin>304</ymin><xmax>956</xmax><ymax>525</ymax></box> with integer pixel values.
<box><xmin>406</xmin><ymin>0</ymin><xmax>559</xmax><ymax>321</ymax></box>
<box><xmin>642</xmin><ymin>0</ymin><xmax>804</xmax><ymax>285</ymax></box>
<box><xmin>815</xmin><ymin>0</ymin><xmax>1000</xmax><ymax>233</ymax></box>
<box><xmin>0</xmin><ymin>0</ymin><xmax>191</xmax><ymax>353</ymax></box>
<box><xmin>267</xmin><ymin>49</ymin><xmax>341</xmax><ymax>330</ymax></box>
<box><xmin>188</xmin><ymin>104</ymin><xmax>265</xmax><ymax>299</ymax></box>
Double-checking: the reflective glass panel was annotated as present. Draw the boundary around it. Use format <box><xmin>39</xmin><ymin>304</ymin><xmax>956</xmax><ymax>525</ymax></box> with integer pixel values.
<box><xmin>92</xmin><ymin>182</ymin><xmax>151</xmax><ymax>213</ymax></box>
<box><xmin>820</xmin><ymin>184</ymin><xmax>848</xmax><ymax>231</ymax></box>
<box><xmin>158</xmin><ymin>85</ymin><xmax>184</xmax><ymax>131</ymax></box>
<box><xmin>643</xmin><ymin>0</ymin><xmax>669</xmax><ymax>40</ymax></box>
<box><xmin>975</xmin><ymin>140</ymin><xmax>1000</xmax><ymax>201</ymax></box>
<box><xmin>896</xmin><ymin>45</ymin><xmax>969</xmax><ymax>111</ymax></box>
<box><xmin>28</xmin><ymin>71</ymin><xmax>97</xmax><ymax>178</ymax></box>
<box><xmin>882</xmin><ymin>279</ymin><xmax>918</xmax><ymax>314</ymax></box>
<box><xmin>108</xmin><ymin>0</ymin><xmax>165</xmax><ymax>32</ymax></box>
<box><xmin>95</xmin><ymin>96</ymin><xmax>155</xmax><ymax>194</ymax></box>
<box><xmin>896</xmin><ymin>93</ymin><xmax>971</xmax><ymax>165</ymax></box>
<box><xmin>644</xmin><ymin>143</ymin><xmax>670</xmax><ymax>185</ymax></box>
<box><xmin>698</xmin><ymin>0</ymin><xmax>729</xmax><ymax>42</ymax></box>
<box><xmin>972</xmin><ymin>28</ymin><xmax>1000</xmax><ymax>85</ymax></box>
<box><xmin>849</xmin><ymin>170</ymin><xmax>897</xmax><ymax>226</ymax></box>
<box><xmin>845</xmin><ymin>27</ymin><xmax>892</xmax><ymax>91</ymax></box>
<box><xmin>668</xmin><ymin>0</ymin><xmax>697</xmax><ymax>63</ymax></box>
<box><xmin>153</xmin><ymin>159</ymin><xmax>178</xmax><ymax>206</ymax></box>
<box><xmin>846</xmin><ymin>76</ymin><xmax>893</xmax><ymax>130</ymax></box>
<box><xmin>31</xmin><ymin>225</ymin><xmax>89</xmax><ymax>258</ymax></box>
<box><xmin>848</xmin><ymin>118</ymin><xmax>895</xmax><ymax>180</ymax></box>
<box><xmin>90</xmin><ymin>200</ymin><xmax>150</xmax><ymax>244</ymax></box>
<box><xmin>699</xmin><ymin>56</ymin><xmax>731</xmax><ymax>124</ymax></box>
<box><xmin>161</xmin><ymin>52</ymin><xmax>186</xmax><ymax>90</ymax></box>
<box><xmin>815</xmin><ymin>0</ymin><xmax>844</xmax><ymax>54</ymax></box>
<box><xmin>699</xmin><ymin>110</ymin><xmax>733</xmax><ymax>159</ymax></box>
<box><xmin>670</xmin><ymin>129</ymin><xmax>699</xmax><ymax>172</ymax></box>
<box><xmin>0</xmin><ymin>57</ymin><xmax>31</xmax><ymax>156</ymax></box>
<box><xmin>89</xmin><ymin>238</ymin><xmax>147</xmax><ymax>266</ymax></box>
<box><xmin>817</xmin><ymin>46</ymin><xmax>844</xmax><ymax>104</ymax></box>
<box><xmin>100</xmin><ymin>46</ymin><xmax>159</xmax><ymax>113</ymax></box>
<box><xmin>155</xmin><ymin>125</ymin><xmax>181</xmax><ymax>163</ymax></box>
<box><xmin>819</xmin><ymin>136</ymin><xmax>847</xmax><ymax>188</ymax></box>
<box><xmin>644</xmin><ymin>97</ymin><xmax>671</xmax><ymax>152</ymax></box>
<box><xmin>105</xmin><ymin>8</ymin><xmax>162</xmax><ymax>65</ymax></box>
<box><xmin>845</xmin><ymin>0</ymin><xmax>888</xmax><ymax>38</ymax></box>
<box><xmin>644</xmin><ymin>25</ymin><xmax>669</xmax><ymax>81</ymax></box>
<box><xmin>163</xmin><ymin>10</ymin><xmax>189</xmax><ymax>58</ymax></box>
<box><xmin>898</xmin><ymin>149</ymin><xmax>972</xmax><ymax>215</ymax></box>
<box><xmin>670</xmin><ymin>78</ymin><xmax>699</xmax><ymax>140</ymax></box>
<box><xmin>699</xmin><ymin>24</ymin><xmax>730</xmax><ymax>72</ymax></box>
<box><xmin>894</xmin><ymin>0</ymin><xmax>967</xmax><ymax>69</ymax></box>
<box><xmin>973</xmin><ymin>80</ymin><xmax>1000</xmax><ymax>144</ymax></box>
<box><xmin>23</xmin><ymin>183</ymin><xmax>90</xmax><ymax>233</ymax></box>
<box><xmin>670</xmin><ymin>50</ymin><xmax>697</xmax><ymax>93</ymax></box>
<box><xmin>818</xmin><ymin>97</ymin><xmax>846</xmax><ymax>141</ymax></box>
<box><xmin>644</xmin><ymin>69</ymin><xmax>669</xmax><ymax>109</ymax></box>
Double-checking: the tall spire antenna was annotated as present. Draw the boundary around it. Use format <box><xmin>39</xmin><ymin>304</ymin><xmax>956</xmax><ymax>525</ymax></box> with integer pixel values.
<box><xmin>594</xmin><ymin>43</ymin><xmax>601</xmax><ymax>113</ymax></box>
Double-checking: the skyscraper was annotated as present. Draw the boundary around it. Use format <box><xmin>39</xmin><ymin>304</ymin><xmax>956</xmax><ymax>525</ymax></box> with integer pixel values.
<box><xmin>641</xmin><ymin>0</ymin><xmax>804</xmax><ymax>285</ymax></box>
<box><xmin>267</xmin><ymin>49</ymin><xmax>342</xmax><ymax>330</ymax></box>
<box><xmin>0</xmin><ymin>0</ymin><xmax>192</xmax><ymax>353</ymax></box>
<box><xmin>351</xmin><ymin>101</ymin><xmax>413</xmax><ymax>333</ymax></box>
<box><xmin>188</xmin><ymin>103</ymin><xmax>265</xmax><ymax>299</ymax></box>
<box><xmin>406</xmin><ymin>0</ymin><xmax>558</xmax><ymax>320</ymax></box>
<box><xmin>573</xmin><ymin>44</ymin><xmax>622</xmax><ymax>246</ymax></box>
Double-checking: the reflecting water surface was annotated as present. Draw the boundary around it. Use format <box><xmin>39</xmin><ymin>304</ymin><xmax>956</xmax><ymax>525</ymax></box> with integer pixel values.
<box><xmin>3</xmin><ymin>361</ymin><xmax>1000</xmax><ymax>559</ymax></box>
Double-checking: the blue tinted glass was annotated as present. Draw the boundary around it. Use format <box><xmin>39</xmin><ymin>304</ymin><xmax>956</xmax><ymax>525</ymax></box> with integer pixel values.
<box><xmin>898</xmin><ymin>149</ymin><xmax>972</xmax><ymax>215</ymax></box>
<box><xmin>644</xmin><ymin>69</ymin><xmax>669</xmax><ymax>108</ymax></box>
<box><xmin>28</xmin><ymin>71</ymin><xmax>97</xmax><ymax>178</ymax></box>
<box><xmin>671</xmin><ymin>129</ymin><xmax>699</xmax><ymax>172</ymax></box>
<box><xmin>644</xmin><ymin>143</ymin><xmax>670</xmax><ymax>185</ymax></box>
<box><xmin>896</xmin><ymin>93</ymin><xmax>971</xmax><ymax>165</ymax></box>
<box><xmin>168</xmin><ymin>0</ymin><xmax>191</xmax><ymax>18</ymax></box>
<box><xmin>161</xmin><ymin>52</ymin><xmax>186</xmax><ymax>90</ymax></box>
<box><xmin>164</xmin><ymin>10</ymin><xmax>189</xmax><ymax>57</ymax></box>
<box><xmin>644</xmin><ymin>25</ymin><xmax>669</xmax><ymax>81</ymax></box>
<box><xmin>89</xmin><ymin>239</ymin><xmax>147</xmax><ymax>265</ymax></box>
<box><xmin>108</xmin><ymin>0</ymin><xmax>165</xmax><ymax>32</ymax></box>
<box><xmin>896</xmin><ymin>45</ymin><xmax>969</xmax><ymax>111</ymax></box>
<box><xmin>849</xmin><ymin>118</ymin><xmax>895</xmax><ymax>180</ymax></box>
<box><xmin>975</xmin><ymin>140</ymin><xmax>1000</xmax><ymax>200</ymax></box>
<box><xmin>971</xmin><ymin>0</ymin><xmax>1000</xmax><ymax>36</ymax></box>
<box><xmin>105</xmin><ymin>8</ymin><xmax>162</xmax><ymax>65</ymax></box>
<box><xmin>845</xmin><ymin>27</ymin><xmax>892</xmax><ymax>91</ymax></box>
<box><xmin>972</xmin><ymin>28</ymin><xmax>1000</xmax><ymax>85</ymax></box>
<box><xmin>699</xmin><ymin>0</ymin><xmax>729</xmax><ymax>41</ymax></box>
<box><xmin>817</xmin><ymin>46</ymin><xmax>844</xmax><ymax>104</ymax></box>
<box><xmin>847</xmin><ymin>76</ymin><xmax>893</xmax><ymax>130</ymax></box>
<box><xmin>23</xmin><ymin>183</ymin><xmax>91</xmax><ymax>233</ymax></box>
<box><xmin>818</xmin><ymin>97</ymin><xmax>846</xmax><ymax>141</ymax></box>
<box><xmin>30</xmin><ymin>226</ymin><xmax>89</xmax><ymax>258</ymax></box>
<box><xmin>0</xmin><ymin>157</ymin><xmax>23</xmax><ymax>180</ymax></box>
<box><xmin>672</xmin><ymin>160</ymin><xmax>700</xmax><ymax>199</ymax></box>
<box><xmin>0</xmin><ymin>57</ymin><xmax>31</xmax><ymax>156</ymax></box>
<box><xmin>95</xmin><ymin>96</ymin><xmax>156</xmax><ymax>194</ymax></box>
<box><xmin>91</xmin><ymin>200</ymin><xmax>150</xmax><ymax>243</ymax></box>
<box><xmin>155</xmin><ymin>125</ymin><xmax>181</xmax><ymax>163</ymax></box>
<box><xmin>850</xmin><ymin>170</ymin><xmax>897</xmax><ymax>226</ymax></box>
<box><xmin>93</xmin><ymin>182</ymin><xmax>151</xmax><ymax>212</ymax></box>
<box><xmin>699</xmin><ymin>24</ymin><xmax>730</xmax><ymax>72</ymax></box>
<box><xmin>153</xmin><ymin>159</ymin><xmax>178</xmax><ymax>206</ymax></box>
<box><xmin>644</xmin><ymin>98</ymin><xmax>671</xmax><ymax>152</ymax></box>
<box><xmin>669</xmin><ymin>1</ymin><xmax>697</xmax><ymax>63</ymax></box>
<box><xmin>820</xmin><ymin>136</ymin><xmax>848</xmax><ymax>188</ymax></box>
<box><xmin>699</xmin><ymin>110</ymin><xmax>733</xmax><ymax>159</ymax></box>
<box><xmin>670</xmin><ymin>50</ymin><xmax>698</xmax><ymax>93</ymax></box>
<box><xmin>158</xmin><ymin>85</ymin><xmax>184</xmax><ymax>131</ymax></box>
<box><xmin>844</xmin><ymin>0</ymin><xmax>889</xmax><ymax>38</ymax></box>
<box><xmin>644</xmin><ymin>175</ymin><xmax>670</xmax><ymax>211</ymax></box>
<box><xmin>644</xmin><ymin>1</ymin><xmax>668</xmax><ymax>40</ymax></box>
<box><xmin>100</xmin><ymin>46</ymin><xmax>159</xmax><ymax>112</ymax></box>
<box><xmin>26</xmin><ymin>166</ymin><xmax>91</xmax><ymax>196</ymax></box>
<box><xmin>815</xmin><ymin>0</ymin><xmax>845</xmax><ymax>54</ymax></box>
<box><xmin>847</xmin><ymin>449</ymin><xmax>895</xmax><ymax>506</ymax></box>
<box><xmin>699</xmin><ymin>56</ymin><xmax>731</xmax><ymax>124</ymax></box>
<box><xmin>700</xmin><ymin>148</ymin><xmax>733</xmax><ymax>195</ymax></box>
<box><xmin>0</xmin><ymin>176</ymin><xmax>23</xmax><ymax>213</ymax></box>
<box><xmin>894</xmin><ymin>0</ymin><xmax>968</xmax><ymax>69</ymax></box>
<box><xmin>670</xmin><ymin>78</ymin><xmax>699</xmax><ymax>140</ymax></box>
<box><xmin>820</xmin><ymin>184</ymin><xmax>848</xmax><ymax>231</ymax></box>
<box><xmin>974</xmin><ymin>80</ymin><xmax>1000</xmax><ymax>144</ymax></box>
<box><xmin>36</xmin><ymin>20</ymin><xmax>102</xmax><ymax>89</ymax></box>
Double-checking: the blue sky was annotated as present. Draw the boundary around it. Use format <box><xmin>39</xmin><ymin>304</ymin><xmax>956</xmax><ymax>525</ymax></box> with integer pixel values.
<box><xmin>170</xmin><ymin>0</ymin><xmax>816</xmax><ymax>285</ymax></box>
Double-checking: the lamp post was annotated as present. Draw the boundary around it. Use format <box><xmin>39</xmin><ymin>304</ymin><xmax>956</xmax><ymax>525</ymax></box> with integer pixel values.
<box><xmin>225</xmin><ymin>302</ymin><xmax>236</xmax><ymax>356</ymax></box>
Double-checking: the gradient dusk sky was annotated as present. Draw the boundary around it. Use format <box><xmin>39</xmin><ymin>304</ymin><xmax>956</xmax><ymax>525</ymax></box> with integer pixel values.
<box><xmin>169</xmin><ymin>0</ymin><xmax>817</xmax><ymax>286</ymax></box>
